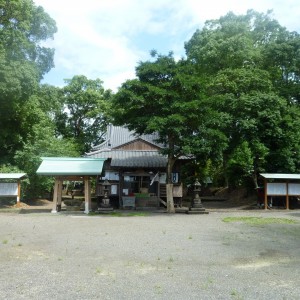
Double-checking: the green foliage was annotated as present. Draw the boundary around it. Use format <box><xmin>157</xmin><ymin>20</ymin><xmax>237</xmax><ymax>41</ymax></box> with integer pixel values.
<box><xmin>222</xmin><ymin>216</ymin><xmax>298</xmax><ymax>225</ymax></box>
<box><xmin>0</xmin><ymin>0</ymin><xmax>57</xmax><ymax>161</ymax></box>
<box><xmin>11</xmin><ymin>92</ymin><xmax>79</xmax><ymax>198</ymax></box>
<box><xmin>57</xmin><ymin>75</ymin><xmax>112</xmax><ymax>154</ymax></box>
<box><xmin>112</xmin><ymin>53</ymin><xmax>213</xmax><ymax>211</ymax></box>
<box><xmin>186</xmin><ymin>10</ymin><xmax>300</xmax><ymax>187</ymax></box>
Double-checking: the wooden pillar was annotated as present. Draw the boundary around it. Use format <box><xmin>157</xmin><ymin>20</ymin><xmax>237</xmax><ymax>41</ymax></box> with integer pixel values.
<box><xmin>16</xmin><ymin>180</ymin><xmax>21</xmax><ymax>207</ymax></box>
<box><xmin>264</xmin><ymin>178</ymin><xmax>268</xmax><ymax>210</ymax></box>
<box><xmin>84</xmin><ymin>176</ymin><xmax>91</xmax><ymax>214</ymax></box>
<box><xmin>57</xmin><ymin>178</ymin><xmax>63</xmax><ymax>211</ymax></box>
<box><xmin>119</xmin><ymin>170</ymin><xmax>123</xmax><ymax>209</ymax></box>
<box><xmin>52</xmin><ymin>178</ymin><xmax>59</xmax><ymax>213</ymax></box>
<box><xmin>286</xmin><ymin>181</ymin><xmax>289</xmax><ymax>210</ymax></box>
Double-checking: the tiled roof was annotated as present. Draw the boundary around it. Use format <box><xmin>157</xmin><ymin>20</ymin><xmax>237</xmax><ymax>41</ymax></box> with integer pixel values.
<box><xmin>86</xmin><ymin>150</ymin><xmax>167</xmax><ymax>168</ymax></box>
<box><xmin>91</xmin><ymin>125</ymin><xmax>163</xmax><ymax>151</ymax></box>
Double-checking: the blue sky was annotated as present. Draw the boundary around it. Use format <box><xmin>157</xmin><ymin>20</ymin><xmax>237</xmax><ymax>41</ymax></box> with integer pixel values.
<box><xmin>34</xmin><ymin>0</ymin><xmax>300</xmax><ymax>92</ymax></box>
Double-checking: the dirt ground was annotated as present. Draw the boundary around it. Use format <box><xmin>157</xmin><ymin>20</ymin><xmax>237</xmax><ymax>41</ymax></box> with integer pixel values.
<box><xmin>0</xmin><ymin>195</ymin><xmax>299</xmax><ymax>300</ymax></box>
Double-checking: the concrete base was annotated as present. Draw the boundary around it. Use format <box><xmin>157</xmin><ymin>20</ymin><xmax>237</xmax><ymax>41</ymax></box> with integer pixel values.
<box><xmin>175</xmin><ymin>207</ymin><xmax>189</xmax><ymax>213</ymax></box>
<box><xmin>97</xmin><ymin>206</ymin><xmax>114</xmax><ymax>213</ymax></box>
<box><xmin>187</xmin><ymin>207</ymin><xmax>209</xmax><ymax>214</ymax></box>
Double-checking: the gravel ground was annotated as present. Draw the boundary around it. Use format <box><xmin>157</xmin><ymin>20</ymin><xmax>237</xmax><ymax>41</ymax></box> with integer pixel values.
<box><xmin>0</xmin><ymin>206</ymin><xmax>299</xmax><ymax>300</ymax></box>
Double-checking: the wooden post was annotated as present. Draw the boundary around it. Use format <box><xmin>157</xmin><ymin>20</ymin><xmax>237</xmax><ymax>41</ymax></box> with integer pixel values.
<box><xmin>286</xmin><ymin>181</ymin><xmax>289</xmax><ymax>210</ymax></box>
<box><xmin>52</xmin><ymin>178</ymin><xmax>59</xmax><ymax>213</ymax></box>
<box><xmin>84</xmin><ymin>176</ymin><xmax>91</xmax><ymax>214</ymax></box>
<box><xmin>264</xmin><ymin>179</ymin><xmax>268</xmax><ymax>210</ymax></box>
<box><xmin>57</xmin><ymin>178</ymin><xmax>63</xmax><ymax>211</ymax></box>
<box><xmin>16</xmin><ymin>180</ymin><xmax>21</xmax><ymax>207</ymax></box>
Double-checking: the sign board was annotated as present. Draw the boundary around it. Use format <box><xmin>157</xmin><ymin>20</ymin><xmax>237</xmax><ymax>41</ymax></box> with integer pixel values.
<box><xmin>288</xmin><ymin>183</ymin><xmax>300</xmax><ymax>195</ymax></box>
<box><xmin>103</xmin><ymin>171</ymin><xmax>119</xmax><ymax>181</ymax></box>
<box><xmin>0</xmin><ymin>183</ymin><xmax>18</xmax><ymax>196</ymax></box>
<box><xmin>173</xmin><ymin>184</ymin><xmax>183</xmax><ymax>197</ymax></box>
<box><xmin>267</xmin><ymin>183</ymin><xmax>286</xmax><ymax>195</ymax></box>
<box><xmin>111</xmin><ymin>184</ymin><xmax>118</xmax><ymax>195</ymax></box>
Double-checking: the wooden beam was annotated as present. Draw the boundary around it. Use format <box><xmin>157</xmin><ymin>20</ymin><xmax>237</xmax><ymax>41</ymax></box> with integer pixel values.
<box><xmin>57</xmin><ymin>178</ymin><xmax>63</xmax><ymax>211</ymax></box>
<box><xmin>16</xmin><ymin>180</ymin><xmax>21</xmax><ymax>208</ymax></box>
<box><xmin>84</xmin><ymin>176</ymin><xmax>91</xmax><ymax>214</ymax></box>
<box><xmin>264</xmin><ymin>178</ymin><xmax>268</xmax><ymax>210</ymax></box>
<box><xmin>286</xmin><ymin>181</ymin><xmax>289</xmax><ymax>210</ymax></box>
<box><xmin>51</xmin><ymin>178</ymin><xmax>59</xmax><ymax>213</ymax></box>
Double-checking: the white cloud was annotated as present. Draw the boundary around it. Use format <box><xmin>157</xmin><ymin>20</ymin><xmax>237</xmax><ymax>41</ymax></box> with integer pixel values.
<box><xmin>35</xmin><ymin>0</ymin><xmax>300</xmax><ymax>91</ymax></box>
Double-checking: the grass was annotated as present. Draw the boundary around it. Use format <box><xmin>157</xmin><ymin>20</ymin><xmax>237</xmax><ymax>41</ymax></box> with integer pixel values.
<box><xmin>222</xmin><ymin>216</ymin><xmax>298</xmax><ymax>225</ymax></box>
<box><xmin>230</xmin><ymin>289</ymin><xmax>244</xmax><ymax>299</ymax></box>
<box><xmin>154</xmin><ymin>285</ymin><xmax>163</xmax><ymax>294</ymax></box>
<box><xmin>168</xmin><ymin>256</ymin><xmax>174</xmax><ymax>262</ymax></box>
<box><xmin>2</xmin><ymin>239</ymin><xmax>8</xmax><ymax>244</ymax></box>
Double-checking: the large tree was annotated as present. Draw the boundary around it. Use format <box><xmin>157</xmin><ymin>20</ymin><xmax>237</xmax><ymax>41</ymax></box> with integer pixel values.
<box><xmin>185</xmin><ymin>10</ymin><xmax>300</xmax><ymax>187</ymax></box>
<box><xmin>57</xmin><ymin>75</ymin><xmax>112</xmax><ymax>154</ymax></box>
<box><xmin>0</xmin><ymin>0</ymin><xmax>57</xmax><ymax>162</ymax></box>
<box><xmin>111</xmin><ymin>52</ymin><xmax>225</xmax><ymax>212</ymax></box>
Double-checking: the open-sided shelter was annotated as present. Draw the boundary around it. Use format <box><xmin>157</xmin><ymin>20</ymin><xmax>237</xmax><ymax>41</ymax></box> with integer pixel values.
<box><xmin>260</xmin><ymin>173</ymin><xmax>300</xmax><ymax>210</ymax></box>
<box><xmin>37</xmin><ymin>157</ymin><xmax>105</xmax><ymax>213</ymax></box>
<box><xmin>0</xmin><ymin>173</ymin><xmax>27</xmax><ymax>206</ymax></box>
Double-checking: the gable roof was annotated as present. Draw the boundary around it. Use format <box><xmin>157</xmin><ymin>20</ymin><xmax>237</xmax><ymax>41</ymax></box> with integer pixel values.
<box><xmin>0</xmin><ymin>173</ymin><xmax>27</xmax><ymax>180</ymax></box>
<box><xmin>86</xmin><ymin>149</ymin><xmax>167</xmax><ymax>168</ymax></box>
<box><xmin>260</xmin><ymin>173</ymin><xmax>300</xmax><ymax>180</ymax></box>
<box><xmin>91</xmin><ymin>125</ymin><xmax>163</xmax><ymax>151</ymax></box>
<box><xmin>36</xmin><ymin>157</ymin><xmax>105</xmax><ymax>176</ymax></box>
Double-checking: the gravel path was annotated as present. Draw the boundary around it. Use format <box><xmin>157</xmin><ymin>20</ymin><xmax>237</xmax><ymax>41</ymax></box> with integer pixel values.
<box><xmin>0</xmin><ymin>208</ymin><xmax>299</xmax><ymax>300</ymax></box>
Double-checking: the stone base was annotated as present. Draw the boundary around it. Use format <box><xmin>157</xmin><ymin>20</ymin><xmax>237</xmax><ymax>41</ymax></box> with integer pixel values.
<box><xmin>175</xmin><ymin>207</ymin><xmax>189</xmax><ymax>213</ymax></box>
<box><xmin>187</xmin><ymin>207</ymin><xmax>209</xmax><ymax>214</ymax></box>
<box><xmin>97</xmin><ymin>206</ymin><xmax>114</xmax><ymax>213</ymax></box>
<box><xmin>65</xmin><ymin>206</ymin><xmax>81</xmax><ymax>211</ymax></box>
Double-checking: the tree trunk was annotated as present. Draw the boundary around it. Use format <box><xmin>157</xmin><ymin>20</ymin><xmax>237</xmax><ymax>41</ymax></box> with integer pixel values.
<box><xmin>166</xmin><ymin>154</ymin><xmax>176</xmax><ymax>213</ymax></box>
<box><xmin>252</xmin><ymin>172</ymin><xmax>259</xmax><ymax>189</ymax></box>
<box><xmin>166</xmin><ymin>183</ymin><xmax>175</xmax><ymax>213</ymax></box>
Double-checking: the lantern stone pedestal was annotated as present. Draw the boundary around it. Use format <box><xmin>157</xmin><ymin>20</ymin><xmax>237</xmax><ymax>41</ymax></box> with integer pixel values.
<box><xmin>97</xmin><ymin>179</ymin><xmax>113</xmax><ymax>213</ymax></box>
<box><xmin>187</xmin><ymin>179</ymin><xmax>208</xmax><ymax>214</ymax></box>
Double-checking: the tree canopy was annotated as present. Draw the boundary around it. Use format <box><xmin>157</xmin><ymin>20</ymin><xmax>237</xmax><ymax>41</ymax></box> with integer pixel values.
<box><xmin>0</xmin><ymin>0</ymin><xmax>57</xmax><ymax>162</ymax></box>
<box><xmin>57</xmin><ymin>75</ymin><xmax>112</xmax><ymax>154</ymax></box>
<box><xmin>112</xmin><ymin>52</ymin><xmax>226</xmax><ymax>212</ymax></box>
<box><xmin>1</xmin><ymin>6</ymin><xmax>300</xmax><ymax>201</ymax></box>
<box><xmin>185</xmin><ymin>10</ymin><xmax>300</xmax><ymax>187</ymax></box>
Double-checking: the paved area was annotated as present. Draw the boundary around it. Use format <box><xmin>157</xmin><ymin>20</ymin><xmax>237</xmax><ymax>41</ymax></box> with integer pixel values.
<box><xmin>0</xmin><ymin>206</ymin><xmax>299</xmax><ymax>299</ymax></box>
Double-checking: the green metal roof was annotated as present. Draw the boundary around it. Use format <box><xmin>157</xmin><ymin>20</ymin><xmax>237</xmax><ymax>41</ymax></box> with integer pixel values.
<box><xmin>0</xmin><ymin>173</ymin><xmax>27</xmax><ymax>180</ymax></box>
<box><xmin>260</xmin><ymin>173</ymin><xmax>300</xmax><ymax>180</ymax></box>
<box><xmin>36</xmin><ymin>157</ymin><xmax>105</xmax><ymax>176</ymax></box>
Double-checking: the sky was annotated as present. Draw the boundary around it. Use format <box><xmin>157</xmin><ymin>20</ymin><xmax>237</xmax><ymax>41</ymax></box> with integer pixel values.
<box><xmin>34</xmin><ymin>0</ymin><xmax>300</xmax><ymax>92</ymax></box>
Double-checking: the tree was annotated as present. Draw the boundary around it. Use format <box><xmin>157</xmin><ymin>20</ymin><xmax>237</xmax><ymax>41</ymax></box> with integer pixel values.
<box><xmin>185</xmin><ymin>10</ymin><xmax>300</xmax><ymax>187</ymax></box>
<box><xmin>57</xmin><ymin>75</ymin><xmax>112</xmax><ymax>154</ymax></box>
<box><xmin>111</xmin><ymin>52</ymin><xmax>225</xmax><ymax>212</ymax></box>
<box><xmin>0</xmin><ymin>0</ymin><xmax>57</xmax><ymax>161</ymax></box>
<box><xmin>12</xmin><ymin>93</ymin><xmax>79</xmax><ymax>199</ymax></box>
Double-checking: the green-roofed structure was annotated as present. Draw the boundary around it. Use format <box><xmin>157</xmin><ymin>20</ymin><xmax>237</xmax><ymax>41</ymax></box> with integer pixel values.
<box><xmin>37</xmin><ymin>157</ymin><xmax>105</xmax><ymax>213</ymax></box>
<box><xmin>260</xmin><ymin>173</ymin><xmax>300</xmax><ymax>210</ymax></box>
<box><xmin>0</xmin><ymin>173</ymin><xmax>27</xmax><ymax>206</ymax></box>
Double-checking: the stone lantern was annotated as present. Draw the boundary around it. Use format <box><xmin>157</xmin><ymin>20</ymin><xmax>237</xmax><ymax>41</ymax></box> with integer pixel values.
<box><xmin>187</xmin><ymin>179</ymin><xmax>208</xmax><ymax>214</ymax></box>
<box><xmin>98</xmin><ymin>179</ymin><xmax>113</xmax><ymax>212</ymax></box>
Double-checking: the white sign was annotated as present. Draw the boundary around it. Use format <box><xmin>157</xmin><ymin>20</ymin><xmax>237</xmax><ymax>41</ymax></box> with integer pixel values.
<box><xmin>103</xmin><ymin>171</ymin><xmax>119</xmax><ymax>180</ymax></box>
<box><xmin>111</xmin><ymin>184</ymin><xmax>118</xmax><ymax>195</ymax></box>
<box><xmin>267</xmin><ymin>183</ymin><xmax>286</xmax><ymax>195</ymax></box>
<box><xmin>0</xmin><ymin>183</ymin><xmax>18</xmax><ymax>196</ymax></box>
<box><xmin>288</xmin><ymin>183</ymin><xmax>300</xmax><ymax>195</ymax></box>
